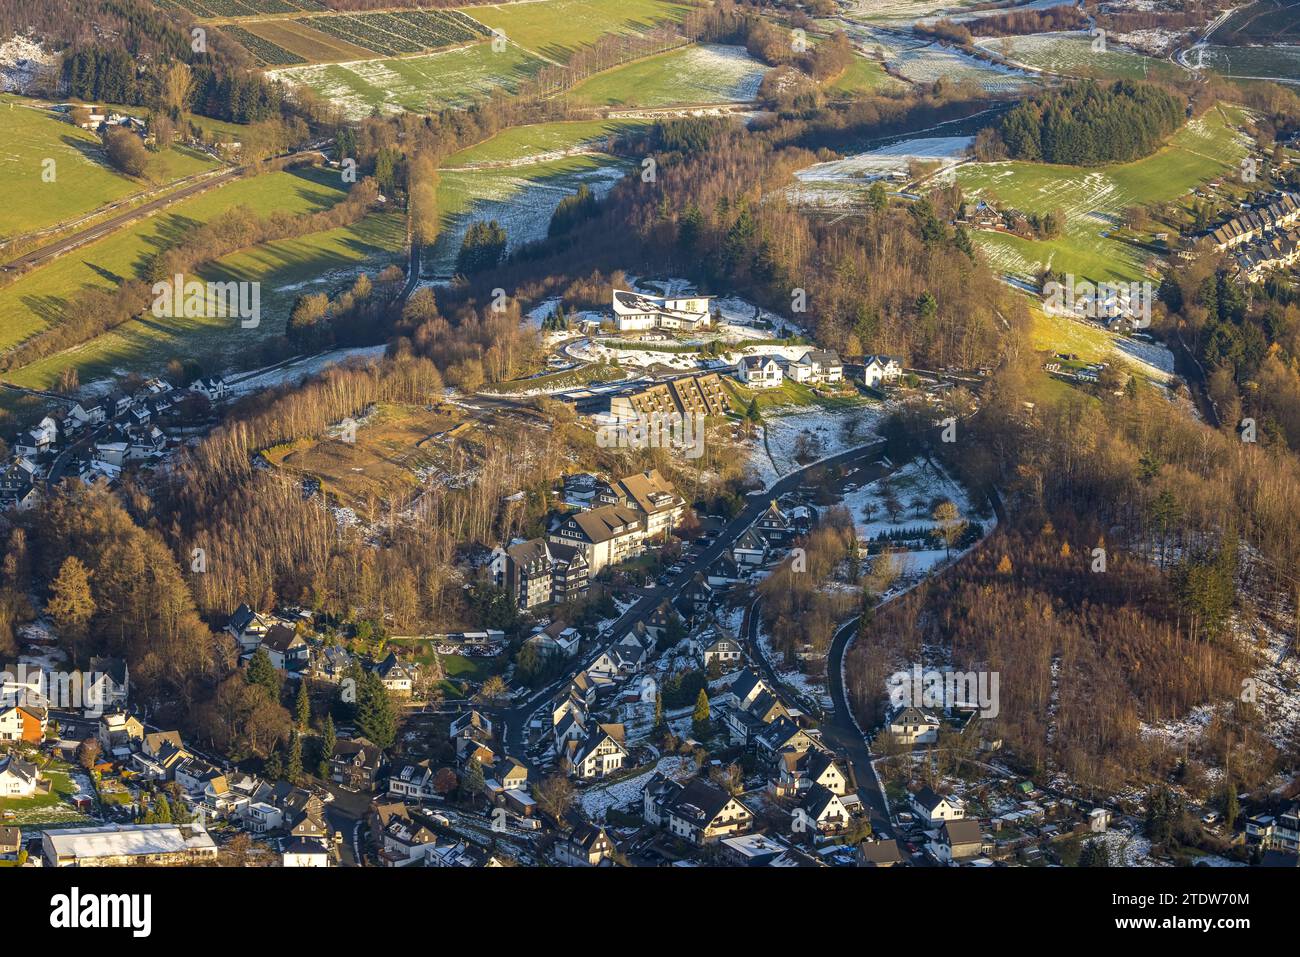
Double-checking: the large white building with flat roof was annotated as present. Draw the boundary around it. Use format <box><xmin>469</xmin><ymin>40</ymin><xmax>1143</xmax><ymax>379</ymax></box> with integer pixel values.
<box><xmin>42</xmin><ymin>823</ymin><xmax>219</xmax><ymax>867</ymax></box>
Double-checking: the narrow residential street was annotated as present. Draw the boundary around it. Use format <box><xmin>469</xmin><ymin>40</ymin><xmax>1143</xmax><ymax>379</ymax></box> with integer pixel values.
<box><xmin>496</xmin><ymin>438</ymin><xmax>888</xmax><ymax>752</ymax></box>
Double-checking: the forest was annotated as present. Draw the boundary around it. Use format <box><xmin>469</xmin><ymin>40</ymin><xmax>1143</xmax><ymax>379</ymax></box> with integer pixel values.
<box><xmin>995</xmin><ymin>80</ymin><xmax>1187</xmax><ymax>166</ymax></box>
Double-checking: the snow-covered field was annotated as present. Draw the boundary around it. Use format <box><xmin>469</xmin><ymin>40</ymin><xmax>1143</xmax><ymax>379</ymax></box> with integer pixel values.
<box><xmin>227</xmin><ymin>345</ymin><xmax>388</xmax><ymax>394</ymax></box>
<box><xmin>788</xmin><ymin>135</ymin><xmax>972</xmax><ymax>206</ymax></box>
<box><xmin>0</xmin><ymin>35</ymin><xmax>56</xmax><ymax>93</ymax></box>
<box><xmin>979</xmin><ymin>31</ymin><xmax>1164</xmax><ymax>77</ymax></box>
<box><xmin>888</xmin><ymin>42</ymin><xmax>1035</xmax><ymax>93</ymax></box>
<box><xmin>761</xmin><ymin>404</ymin><xmax>885</xmax><ymax>477</ymax></box>
<box><xmin>430</xmin><ymin>158</ymin><xmax>630</xmax><ymax>277</ymax></box>
<box><xmin>841</xmin><ymin>457</ymin><xmax>993</xmax><ymax>571</ymax></box>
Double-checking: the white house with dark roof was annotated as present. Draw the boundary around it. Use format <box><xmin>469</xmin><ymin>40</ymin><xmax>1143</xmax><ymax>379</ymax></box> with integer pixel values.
<box><xmin>862</xmin><ymin>355</ymin><xmax>904</xmax><ymax>389</ymax></box>
<box><xmin>548</xmin><ymin>504</ymin><xmax>647</xmax><ymax>576</ymax></box>
<box><xmin>736</xmin><ymin>354</ymin><xmax>784</xmax><ymax>389</ymax></box>
<box><xmin>643</xmin><ymin>773</ymin><xmax>753</xmax><ymax>845</ymax></box>
<box><xmin>787</xmin><ymin>348</ymin><xmax>843</xmax><ymax>385</ymax></box>
<box><xmin>888</xmin><ymin>705</ymin><xmax>941</xmax><ymax>745</ymax></box>
<box><xmin>566</xmin><ymin>723</ymin><xmax>627</xmax><ymax>779</ymax></box>
<box><xmin>612</xmin><ymin>289</ymin><xmax>712</xmax><ymax>333</ymax></box>
<box><xmin>0</xmin><ymin>755</ymin><xmax>40</xmax><ymax>797</ymax></box>
<box><xmin>910</xmin><ymin>786</ymin><xmax>964</xmax><ymax>826</ymax></box>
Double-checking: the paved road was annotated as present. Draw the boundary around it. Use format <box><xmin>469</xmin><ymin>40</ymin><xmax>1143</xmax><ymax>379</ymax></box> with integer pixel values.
<box><xmin>497</xmin><ymin>438</ymin><xmax>888</xmax><ymax>752</ymax></box>
<box><xmin>823</xmin><ymin>478</ymin><xmax>1007</xmax><ymax>837</ymax></box>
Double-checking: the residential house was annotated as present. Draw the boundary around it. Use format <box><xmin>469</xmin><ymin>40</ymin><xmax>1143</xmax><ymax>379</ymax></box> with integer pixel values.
<box><xmin>331</xmin><ymin>738</ymin><xmax>386</xmax><ymax>791</ymax></box>
<box><xmin>798</xmin><ymin>783</ymin><xmax>851</xmax><ymax>835</ymax></box>
<box><xmin>451</xmin><ymin>709</ymin><xmax>494</xmax><ymax>742</ymax></box>
<box><xmin>174</xmin><ymin>757</ymin><xmax>226</xmax><ymax>799</ymax></box>
<box><xmin>0</xmin><ymin>458</ymin><xmax>39</xmax><ymax>511</ymax></box>
<box><xmin>676</xmin><ymin>575</ymin><xmax>714</xmax><ymax>620</ymax></box>
<box><xmin>14</xmin><ymin>417</ymin><xmax>58</xmax><ymax>458</ymax></box>
<box><xmin>595</xmin><ymin>469</ymin><xmax>687</xmax><ymax>540</ymax></box>
<box><xmin>189</xmin><ymin>377</ymin><xmax>228</xmax><ymax>403</ymax></box>
<box><xmin>756</xmin><ymin>715</ymin><xmax>824</xmax><ymax>761</ymax></box>
<box><xmin>373</xmin><ymin>652</ymin><xmax>415</xmax><ymax>696</ymax></box>
<box><xmin>566</xmin><ymin>723</ymin><xmax>627</xmax><ymax>780</ymax></box>
<box><xmin>548</xmin><ymin>505</ymin><xmax>647</xmax><ymax>577</ymax></box>
<box><xmin>262</xmin><ymin>624</ymin><xmax>309</xmax><ymax>674</ymax></box>
<box><xmin>754</xmin><ymin>500</ymin><xmax>794</xmax><ymax>546</ymax></box>
<box><xmin>282</xmin><ymin>837</ymin><xmax>332</xmax><ymax>867</ymax></box>
<box><xmin>720</xmin><ymin>833</ymin><xmax>792</xmax><ymax>866</ymax></box>
<box><xmin>936</xmin><ymin>819</ymin><xmax>984</xmax><ymax>863</ymax></box>
<box><xmin>372</xmin><ymin>801</ymin><xmax>438</xmax><ymax>867</ymax></box>
<box><xmin>555</xmin><ymin>821</ymin><xmax>615</xmax><ymax>866</ymax></box>
<box><xmin>888</xmin><ymin>706</ymin><xmax>941</xmax><ymax>746</ymax></box>
<box><xmin>771</xmin><ymin>750</ymin><xmax>847</xmax><ymax>799</ymax></box>
<box><xmin>736</xmin><ymin>354</ymin><xmax>784</xmax><ymax>389</ymax></box>
<box><xmin>97</xmin><ymin>711</ymin><xmax>144</xmax><ymax>757</ymax></box>
<box><xmin>731</xmin><ymin>527</ymin><xmax>768</xmax><ymax>567</ymax></box>
<box><xmin>0</xmin><ymin>755</ymin><xmax>40</xmax><ymax>797</ymax></box>
<box><xmin>789</xmin><ymin>348</ymin><xmax>843</xmax><ymax>385</ymax></box>
<box><xmin>62</xmin><ymin>401</ymin><xmax>106</xmax><ymax>433</ymax></box>
<box><xmin>698</xmin><ymin>633</ymin><xmax>743</xmax><ymax>671</ymax></box>
<box><xmin>862</xmin><ymin>355</ymin><xmax>904</xmax><ymax>389</ymax></box>
<box><xmin>86</xmin><ymin>656</ymin><xmax>129</xmax><ymax>712</ymax></box>
<box><xmin>389</xmin><ymin>761</ymin><xmax>440</xmax><ymax>802</ymax></box>
<box><xmin>225</xmin><ymin>603</ymin><xmax>271</xmax><ymax>652</ymax></box>
<box><xmin>0</xmin><ymin>702</ymin><xmax>46</xmax><ymax>744</ymax></box>
<box><xmin>643</xmin><ymin>774</ymin><xmax>753</xmax><ymax>845</ymax></box>
<box><xmin>0</xmin><ymin>826</ymin><xmax>20</xmax><ymax>860</ymax></box>
<box><xmin>611</xmin><ymin>289</ymin><xmax>712</xmax><ymax>333</ymax></box>
<box><xmin>910</xmin><ymin>786</ymin><xmax>965</xmax><ymax>826</ymax></box>
<box><xmin>587</xmin><ymin>631</ymin><xmax>650</xmax><ymax>684</ymax></box>
<box><xmin>858</xmin><ymin>837</ymin><xmax>906</xmax><ymax>867</ymax></box>
<box><xmin>527</xmin><ymin>621</ymin><xmax>582</xmax><ymax>659</ymax></box>
<box><xmin>131</xmin><ymin>739</ymin><xmax>189</xmax><ymax>782</ymax></box>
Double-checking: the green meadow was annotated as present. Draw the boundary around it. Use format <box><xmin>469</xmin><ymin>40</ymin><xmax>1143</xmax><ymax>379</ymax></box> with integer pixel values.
<box><xmin>566</xmin><ymin>43</ymin><xmax>767</xmax><ymax>108</ymax></box>
<box><xmin>0</xmin><ymin>167</ymin><xmax>403</xmax><ymax>393</ymax></box>
<box><xmin>0</xmin><ymin>94</ymin><xmax>218</xmax><ymax>241</ymax></box>
<box><xmin>444</xmin><ymin>119</ymin><xmax>645</xmax><ymax>167</ymax></box>
<box><xmin>470</xmin><ymin>0</ymin><xmax>689</xmax><ymax>63</ymax></box>
<box><xmin>956</xmin><ymin>106</ymin><xmax>1248</xmax><ymax>283</ymax></box>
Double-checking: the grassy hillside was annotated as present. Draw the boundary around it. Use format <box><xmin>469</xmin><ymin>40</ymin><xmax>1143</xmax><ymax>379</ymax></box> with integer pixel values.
<box><xmin>471</xmin><ymin>0</ymin><xmax>689</xmax><ymax>63</ymax></box>
<box><xmin>0</xmin><ymin>95</ymin><xmax>219</xmax><ymax>241</ymax></box>
<box><xmin>566</xmin><ymin>44</ymin><xmax>767</xmax><ymax>108</ymax></box>
<box><xmin>956</xmin><ymin>106</ymin><xmax>1248</xmax><ymax>282</ymax></box>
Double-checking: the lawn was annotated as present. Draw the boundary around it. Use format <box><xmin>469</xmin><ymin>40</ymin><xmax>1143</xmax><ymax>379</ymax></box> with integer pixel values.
<box><xmin>0</xmin><ymin>95</ymin><xmax>219</xmax><ymax>241</ymax></box>
<box><xmin>724</xmin><ymin>377</ymin><xmax>864</xmax><ymax>414</ymax></box>
<box><xmin>566</xmin><ymin>44</ymin><xmax>767</xmax><ymax>108</ymax></box>
<box><xmin>980</xmin><ymin>32</ymin><xmax>1181</xmax><ymax>82</ymax></box>
<box><xmin>0</xmin><ymin>764</ymin><xmax>89</xmax><ymax>826</ymax></box>
<box><xmin>470</xmin><ymin>0</ymin><xmax>689</xmax><ymax>63</ymax></box>
<box><xmin>0</xmin><ymin>167</ymin><xmax>387</xmax><ymax>391</ymax></box>
<box><xmin>826</xmin><ymin>54</ymin><xmax>904</xmax><ymax>95</ymax></box>
<box><xmin>956</xmin><ymin>106</ymin><xmax>1249</xmax><ymax>283</ymax></box>
<box><xmin>444</xmin><ymin>118</ymin><xmax>645</xmax><ymax>168</ymax></box>
<box><xmin>274</xmin><ymin>41</ymin><xmax>546</xmax><ymax>118</ymax></box>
